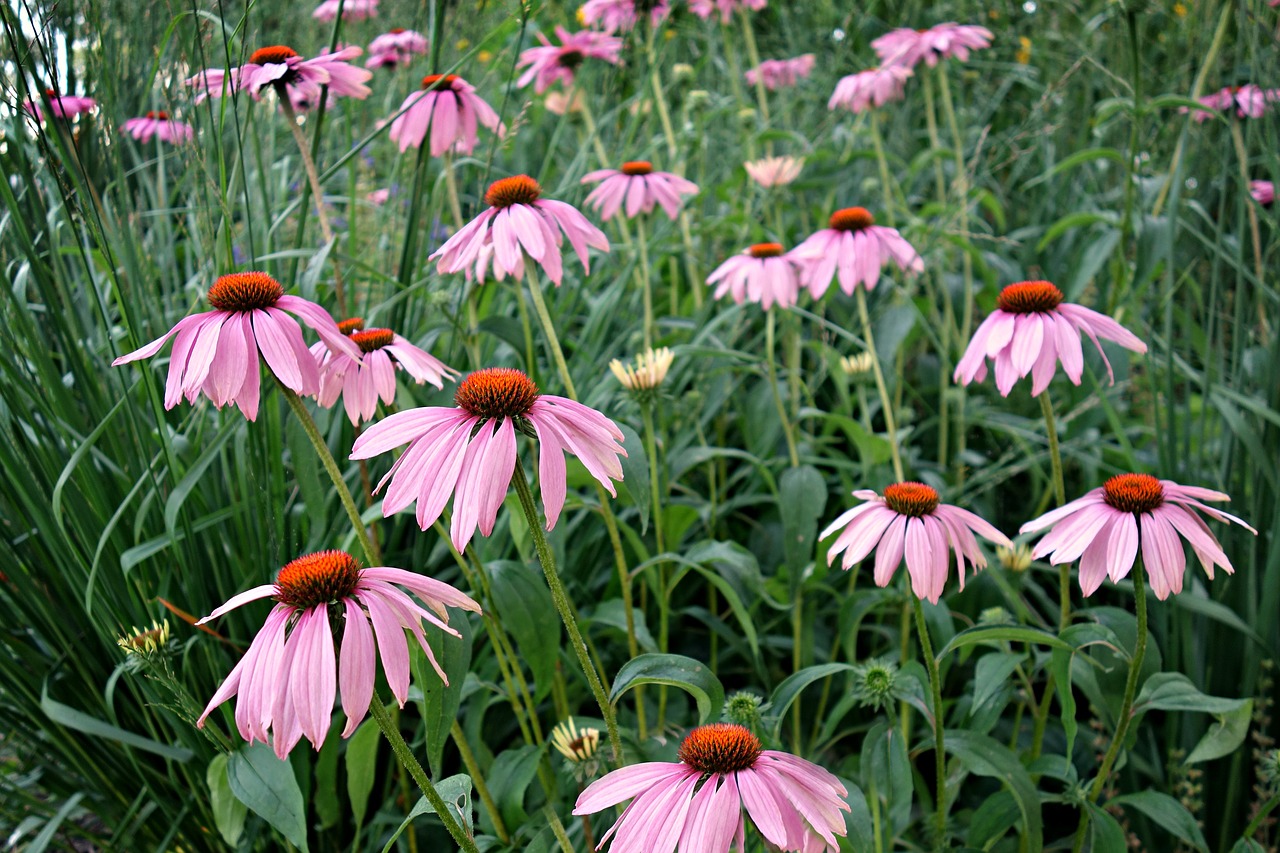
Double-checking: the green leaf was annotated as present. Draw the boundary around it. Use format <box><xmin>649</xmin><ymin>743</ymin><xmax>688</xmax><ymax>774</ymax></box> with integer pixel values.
<box><xmin>345</xmin><ymin>718</ymin><xmax>380</xmax><ymax>827</ymax></box>
<box><xmin>934</xmin><ymin>624</ymin><xmax>1072</xmax><ymax>661</ymax></box>
<box><xmin>609</xmin><ymin>654</ymin><xmax>725</xmax><ymax>724</ymax></box>
<box><xmin>40</xmin><ymin>682</ymin><xmax>193</xmax><ymax>762</ymax></box>
<box><xmin>616</xmin><ymin>422</ymin><xmax>651</xmax><ymax>534</ymax></box>
<box><xmin>314</xmin><ymin>732</ymin><xmax>341</xmax><ymax>830</ymax></box>
<box><xmin>298</xmin><ymin>237</ymin><xmax>334</xmax><ymax>302</ymax></box>
<box><xmin>589</xmin><ymin>598</ymin><xmax>657</xmax><ymax>652</ymax></box>
<box><xmin>768</xmin><ymin>663</ymin><xmax>855</xmax><ymax>740</ymax></box>
<box><xmin>860</xmin><ymin>722</ymin><xmax>911</xmax><ymax>833</ymax></box>
<box><xmin>416</xmin><ymin>610</ymin><xmax>473</xmax><ymax>776</ymax></box>
<box><xmin>227</xmin><ymin>742</ymin><xmax>309</xmax><ymax>852</ymax></box>
<box><xmin>1087</xmin><ymin>802</ymin><xmax>1129</xmax><ymax>853</ymax></box>
<box><xmin>1111</xmin><ymin>790</ymin><xmax>1208</xmax><ymax>852</ymax></box>
<box><xmin>973</xmin><ymin>652</ymin><xmax>1024</xmax><ymax>711</ymax></box>
<box><xmin>485</xmin><ymin>744</ymin><xmax>542</xmax><ymax>831</ymax></box>
<box><xmin>163</xmin><ymin>417</ymin><xmax>239</xmax><ymax>534</ymax></box>
<box><xmin>286</xmin><ymin>414</ymin><xmax>329</xmax><ymax>550</ymax></box>
<box><xmin>1036</xmin><ymin>211</ymin><xmax>1119</xmax><ymax>251</ymax></box>
<box><xmin>778</xmin><ymin>465</ymin><xmax>827</xmax><ymax>574</ymax></box>
<box><xmin>841</xmin><ymin>781</ymin><xmax>876</xmax><ymax>853</ymax></box>
<box><xmin>945</xmin><ymin>731</ymin><xmax>1042</xmax><ymax>853</ymax></box>
<box><xmin>1133</xmin><ymin>673</ymin><xmax>1248</xmax><ymax>716</ymax></box>
<box><xmin>380</xmin><ymin>774</ymin><xmax>473</xmax><ymax>853</ymax></box>
<box><xmin>207</xmin><ymin>754</ymin><xmax>246</xmax><ymax>847</ymax></box>
<box><xmin>24</xmin><ymin>792</ymin><xmax>85</xmax><ymax>853</ymax></box>
<box><xmin>969</xmin><ymin>791</ymin><xmax>1021</xmax><ymax>849</ymax></box>
<box><xmin>1186</xmin><ymin>699</ymin><xmax>1253</xmax><ymax>764</ymax></box>
<box><xmin>488</xmin><ymin>560</ymin><xmax>557</xmax><ymax>700</ymax></box>
<box><xmin>1050</xmin><ymin>622</ymin><xmax>1126</xmax><ymax>762</ymax></box>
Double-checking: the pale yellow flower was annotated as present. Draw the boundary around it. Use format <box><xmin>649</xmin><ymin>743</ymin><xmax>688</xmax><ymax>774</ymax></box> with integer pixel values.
<box><xmin>552</xmin><ymin>718</ymin><xmax>601</xmax><ymax>763</ymax></box>
<box><xmin>117</xmin><ymin>619</ymin><xmax>171</xmax><ymax>655</ymax></box>
<box><xmin>610</xmin><ymin>347</ymin><xmax>674</xmax><ymax>391</ymax></box>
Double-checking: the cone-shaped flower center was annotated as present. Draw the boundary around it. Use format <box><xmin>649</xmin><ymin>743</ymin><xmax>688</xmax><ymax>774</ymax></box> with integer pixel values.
<box><xmin>207</xmin><ymin>272</ymin><xmax>284</xmax><ymax>312</ymax></box>
<box><xmin>558</xmin><ymin>49</ymin><xmax>585</xmax><ymax>69</ymax></box>
<box><xmin>421</xmin><ymin>73</ymin><xmax>459</xmax><ymax>91</ymax></box>
<box><xmin>390</xmin><ymin>27</ymin><xmax>407</xmax><ymax>34</ymax></box>
<box><xmin>996</xmin><ymin>281</ymin><xmax>1064</xmax><ymax>314</ymax></box>
<box><xmin>250</xmin><ymin>45</ymin><xmax>300</xmax><ymax>65</ymax></box>
<box><xmin>338</xmin><ymin>317</ymin><xmax>366</xmax><ymax>335</ymax></box>
<box><xmin>275</xmin><ymin>550</ymin><xmax>361</xmax><ymax>609</ymax></box>
<box><xmin>748</xmin><ymin>242</ymin><xmax>785</xmax><ymax>258</ymax></box>
<box><xmin>1102</xmin><ymin>473</ymin><xmax>1165</xmax><ymax>513</ymax></box>
<box><xmin>485</xmin><ymin>175</ymin><xmax>542</xmax><ymax>209</ymax></box>
<box><xmin>145</xmin><ymin>110</ymin><xmax>169</xmax><ymax>120</ymax></box>
<box><xmin>45</xmin><ymin>88</ymin><xmax>58</xmax><ymax>97</ymax></box>
<box><xmin>455</xmin><ymin>367</ymin><xmax>539</xmax><ymax>419</ymax></box>
<box><xmin>620</xmin><ymin>161</ymin><xmax>653</xmax><ymax>176</ymax></box>
<box><xmin>829</xmin><ymin>206</ymin><xmax>876</xmax><ymax>232</ymax></box>
<box><xmin>882</xmin><ymin>482</ymin><xmax>940</xmax><ymax>517</ymax></box>
<box><xmin>678</xmin><ymin>723</ymin><xmax>762</xmax><ymax>774</ymax></box>
<box><xmin>351</xmin><ymin>328</ymin><xmax>394</xmax><ymax>352</ymax></box>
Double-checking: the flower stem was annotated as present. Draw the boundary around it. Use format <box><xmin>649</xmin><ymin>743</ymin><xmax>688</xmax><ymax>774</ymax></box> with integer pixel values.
<box><xmin>512</xmin><ymin>465</ymin><xmax>624</xmax><ymax>766</ymax></box>
<box><xmin>912</xmin><ymin>593</ymin><xmax>947</xmax><ymax>851</ymax></box>
<box><xmin>367</xmin><ymin>698</ymin><xmax>480</xmax><ymax>853</ymax></box>
<box><xmin>278</xmin><ymin>382</ymin><xmax>380</xmax><ymax>565</ymax></box>
<box><xmin>855</xmin><ymin>287</ymin><xmax>904</xmax><ymax>482</ymax></box>
<box><xmin>738</xmin><ymin>9</ymin><xmax>771</xmax><ymax>129</ymax></box>
<box><xmin>1230</xmin><ymin>119</ymin><xmax>1269</xmax><ymax>336</ymax></box>
<box><xmin>1039</xmin><ymin>392</ymin><xmax>1070</xmax><ymax>633</ymax></box>
<box><xmin>1070</xmin><ymin>560</ymin><xmax>1149</xmax><ymax>853</ymax></box>
<box><xmin>641</xmin><ymin>400</ymin><xmax>668</xmax><ymax>731</ymax></box>
<box><xmin>766</xmin><ymin>309</ymin><xmax>800</xmax><ymax>468</ymax></box>
<box><xmin>278</xmin><ymin>97</ymin><xmax>349</xmax><ymax>316</ymax></box>
<box><xmin>524</xmin><ymin>259</ymin><xmax>578</xmax><ymax>399</ymax></box>
<box><xmin>870</xmin><ymin>111</ymin><xmax>895</xmax><ymax>227</ymax></box>
<box><xmin>637</xmin><ymin>216</ymin><xmax>655</xmax><ymax>350</ymax></box>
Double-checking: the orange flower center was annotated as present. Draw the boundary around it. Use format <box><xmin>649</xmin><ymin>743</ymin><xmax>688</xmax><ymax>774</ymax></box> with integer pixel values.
<box><xmin>45</xmin><ymin>88</ymin><xmax>57</xmax><ymax>97</ymax></box>
<box><xmin>338</xmin><ymin>317</ymin><xmax>366</xmax><ymax>335</ymax></box>
<box><xmin>678</xmin><ymin>724</ymin><xmax>762</xmax><ymax>774</ymax></box>
<box><xmin>454</xmin><ymin>367</ymin><xmax>539</xmax><ymax>419</ymax></box>
<box><xmin>421</xmin><ymin>74</ymin><xmax>460</xmax><ymax>91</ymax></box>
<box><xmin>1102</xmin><ymin>473</ymin><xmax>1164</xmax><ymax>513</ymax></box>
<box><xmin>145</xmin><ymin>110</ymin><xmax>169</xmax><ymax>120</ymax></box>
<box><xmin>390</xmin><ymin>27</ymin><xmax>407</xmax><ymax>34</ymax></box>
<box><xmin>748</xmin><ymin>242</ymin><xmax>784</xmax><ymax>258</ymax></box>
<box><xmin>882</xmin><ymin>482</ymin><xmax>940</xmax><ymax>517</ymax></box>
<box><xmin>485</xmin><ymin>175</ymin><xmax>542</xmax><ymax>209</ymax></box>
<box><xmin>274</xmin><ymin>550</ymin><xmax>360</xmax><ymax>609</ymax></box>
<box><xmin>206</xmin><ymin>272</ymin><xmax>284</xmax><ymax>312</ymax></box>
<box><xmin>250</xmin><ymin>45</ymin><xmax>300</xmax><ymax>65</ymax></box>
<box><xmin>620</xmin><ymin>161</ymin><xmax>653</xmax><ymax>176</ymax></box>
<box><xmin>351</xmin><ymin>328</ymin><xmax>394</xmax><ymax>352</ymax></box>
<box><xmin>829</xmin><ymin>206</ymin><xmax>876</xmax><ymax>232</ymax></box>
<box><xmin>996</xmin><ymin>281</ymin><xmax>1064</xmax><ymax>314</ymax></box>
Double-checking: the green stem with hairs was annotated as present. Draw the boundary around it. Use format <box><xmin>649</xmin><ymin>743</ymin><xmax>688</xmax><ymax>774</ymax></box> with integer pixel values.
<box><xmin>512</xmin><ymin>465</ymin><xmax>624</xmax><ymax>766</ymax></box>
<box><xmin>766</xmin><ymin>309</ymin><xmax>800</xmax><ymax>468</ymax></box>
<box><xmin>637</xmin><ymin>216</ymin><xmax>655</xmax><ymax>350</ymax></box>
<box><xmin>451</xmin><ymin>721</ymin><xmax>508</xmax><ymax>843</ymax></box>
<box><xmin>913</xmin><ymin>593</ymin><xmax>947</xmax><ymax>851</ymax></box>
<box><xmin>641</xmin><ymin>400</ymin><xmax>668</xmax><ymax>732</ymax></box>
<box><xmin>1039</xmin><ymin>393</ymin><xmax>1069</xmax><ymax>630</ymax></box>
<box><xmin>367</xmin><ymin>699</ymin><xmax>479</xmax><ymax>853</ymax></box>
<box><xmin>855</xmin><ymin>288</ymin><xmax>904</xmax><ymax>481</ymax></box>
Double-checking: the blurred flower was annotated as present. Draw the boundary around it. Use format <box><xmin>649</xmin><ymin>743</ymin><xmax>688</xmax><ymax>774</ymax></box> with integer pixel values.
<box><xmin>873</xmin><ymin>23</ymin><xmax>993</xmax><ymax>69</ymax></box>
<box><xmin>117</xmin><ymin>620</ymin><xmax>171</xmax><ymax>656</ymax></box>
<box><xmin>351</xmin><ymin>367</ymin><xmax>627</xmax><ymax>550</ymax></box>
<box><xmin>840</xmin><ymin>351</ymin><xmax>875</xmax><ymax>376</ymax></box>
<box><xmin>581</xmin><ymin>161</ymin><xmax>699</xmax><ymax>221</ymax></box>
<box><xmin>706</xmin><ymin>243</ymin><xmax>803</xmax><ymax>310</ymax></box>
<box><xmin>551</xmin><ymin>718</ymin><xmax>601</xmax><ymax>763</ymax></box>
<box><xmin>1184</xmin><ymin>85</ymin><xmax>1280</xmax><ymax>122</ymax></box>
<box><xmin>544</xmin><ymin>89</ymin><xmax>585</xmax><ymax>114</ymax></box>
<box><xmin>1020</xmin><ymin>474</ymin><xmax>1256</xmax><ymax>599</ymax></box>
<box><xmin>23</xmin><ymin>89</ymin><xmax>96</xmax><ymax>121</ymax></box>
<box><xmin>580</xmin><ymin>0</ymin><xmax>671</xmax><ymax>32</ymax></box>
<box><xmin>791</xmin><ymin>206</ymin><xmax>923</xmax><ymax>298</ymax></box>
<box><xmin>111</xmin><ymin>271</ymin><xmax>361</xmax><ymax>421</ymax></box>
<box><xmin>313</xmin><ymin>0</ymin><xmax>378</xmax><ymax>21</ymax></box>
<box><xmin>515</xmin><ymin>26</ymin><xmax>623</xmax><ymax>94</ymax></box>
<box><xmin>689</xmin><ymin>0</ymin><xmax>767</xmax><ymax>23</ymax></box>
<box><xmin>1251</xmin><ymin>180</ymin><xmax>1275</xmax><ymax>206</ymax></box>
<box><xmin>197</xmin><ymin>550</ymin><xmax>479</xmax><ymax>757</ymax></box>
<box><xmin>366</xmin><ymin>28</ymin><xmax>427</xmax><ymax>69</ymax></box>
<box><xmin>431</xmin><ymin>175</ymin><xmax>609</xmax><ymax>285</ymax></box>
<box><xmin>188</xmin><ymin>45</ymin><xmax>372</xmax><ymax>105</ymax></box>
<box><xmin>121</xmin><ymin>111</ymin><xmax>194</xmax><ymax>144</ymax></box>
<box><xmin>822</xmin><ymin>482</ymin><xmax>1011</xmax><ymax>604</ymax></box>
<box><xmin>744</xmin><ymin>54</ymin><xmax>815</xmax><ymax>91</ymax></box>
<box><xmin>1016</xmin><ymin>36</ymin><xmax>1032</xmax><ymax>64</ymax></box>
<box><xmin>828</xmin><ymin>66</ymin><xmax>912</xmax><ymax>113</ymax></box>
<box><xmin>610</xmin><ymin>346</ymin><xmax>674</xmax><ymax>391</ymax></box>
<box><xmin>953</xmin><ymin>280</ymin><xmax>1147</xmax><ymax>397</ymax></box>
<box><xmin>852</xmin><ymin>657</ymin><xmax>898</xmax><ymax>710</ymax></box>
<box><xmin>367</xmin><ymin>187</ymin><xmax>393</xmax><ymax>205</ymax></box>
<box><xmin>997</xmin><ymin>542</ymin><xmax>1034</xmax><ymax>572</ymax></box>
<box><xmin>743</xmin><ymin>155</ymin><xmax>803</xmax><ymax>188</ymax></box>
<box><xmin>672</xmin><ymin>62</ymin><xmax>695</xmax><ymax>82</ymax></box>
<box><xmin>311</xmin><ymin>319</ymin><xmax>457</xmax><ymax>425</ymax></box>
<box><xmin>388</xmin><ymin>74</ymin><xmax>505</xmax><ymax>157</ymax></box>
<box><xmin>574</xmin><ymin>722</ymin><xmax>849</xmax><ymax>851</ymax></box>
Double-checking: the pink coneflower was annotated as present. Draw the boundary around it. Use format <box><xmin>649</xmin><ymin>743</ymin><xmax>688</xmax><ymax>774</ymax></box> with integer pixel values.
<box><xmin>828</xmin><ymin>66</ymin><xmax>912</xmax><ymax>113</ymax></box>
<box><xmin>196</xmin><ymin>550</ymin><xmax>479</xmax><ymax>758</ymax></box>
<box><xmin>388</xmin><ymin>74</ymin><xmax>504</xmax><ymax>157</ymax></box>
<box><xmin>573</xmin><ymin>723</ymin><xmax>849</xmax><ymax>852</ymax></box>
<box><xmin>120</xmin><ymin>111</ymin><xmax>194</xmax><ymax>145</ymax></box>
<box><xmin>188</xmin><ymin>45</ymin><xmax>372</xmax><ymax>105</ymax></box>
<box><xmin>111</xmin><ymin>272</ymin><xmax>361</xmax><ymax>421</ymax></box>
<box><xmin>23</xmin><ymin>89</ymin><xmax>96</xmax><ymax>121</ymax></box>
<box><xmin>367</xmin><ymin>187</ymin><xmax>393</xmax><ymax>205</ymax></box>
<box><xmin>312</xmin><ymin>0</ymin><xmax>378</xmax><ymax>21</ymax></box>
<box><xmin>1252</xmin><ymin>180</ymin><xmax>1275</xmax><ymax>206</ymax></box>
<box><xmin>350</xmin><ymin>367</ymin><xmax>627</xmax><ymax>551</ymax></box>
<box><xmin>430</xmin><ymin>175</ymin><xmax>609</xmax><ymax>285</ymax></box>
<box><xmin>580</xmin><ymin>0</ymin><xmax>671</xmax><ymax>32</ymax></box>
<box><xmin>580</xmin><ymin>161</ymin><xmax>699</xmax><ymax>221</ymax></box>
<box><xmin>365</xmin><ymin>27</ymin><xmax>427</xmax><ymax>68</ymax></box>
<box><xmin>791</xmin><ymin>207</ymin><xmax>923</xmax><ymax>298</ymax></box>
<box><xmin>1184</xmin><ymin>84</ymin><xmax>1280</xmax><ymax>122</ymax></box>
<box><xmin>743</xmin><ymin>155</ymin><xmax>804</xmax><ymax>188</ymax></box>
<box><xmin>953</xmin><ymin>281</ymin><xmax>1148</xmax><ymax>397</ymax></box>
<box><xmin>515</xmin><ymin>26</ymin><xmax>623</xmax><ymax>94</ymax></box>
<box><xmin>872</xmin><ymin>23</ymin><xmax>993</xmax><ymax>69</ymax></box>
<box><xmin>689</xmin><ymin>0</ymin><xmax>767</xmax><ymax>23</ymax></box>
<box><xmin>822</xmin><ymin>482</ymin><xmax>1011</xmax><ymax>604</ymax></box>
<box><xmin>745</xmin><ymin>54</ymin><xmax>815</xmax><ymax>91</ymax></box>
<box><xmin>706</xmin><ymin>243</ymin><xmax>802</xmax><ymax>310</ymax></box>
<box><xmin>1020</xmin><ymin>474</ymin><xmax>1255</xmax><ymax>599</ymax></box>
<box><xmin>312</xmin><ymin>318</ymin><xmax>457</xmax><ymax>425</ymax></box>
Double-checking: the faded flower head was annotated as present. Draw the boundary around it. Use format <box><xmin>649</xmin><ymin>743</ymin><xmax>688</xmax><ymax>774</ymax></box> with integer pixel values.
<box><xmin>552</xmin><ymin>718</ymin><xmax>602</xmax><ymax>764</ymax></box>
<box><xmin>998</xmin><ymin>542</ymin><xmax>1033</xmax><ymax>572</ymax></box>
<box><xmin>118</xmin><ymin>620</ymin><xmax>172</xmax><ymax>656</ymax></box>
<box><xmin>724</xmin><ymin>691</ymin><xmax>765</xmax><ymax>731</ymax></box>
